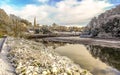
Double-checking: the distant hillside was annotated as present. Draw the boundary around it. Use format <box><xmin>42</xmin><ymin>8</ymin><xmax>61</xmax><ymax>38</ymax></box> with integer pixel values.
<box><xmin>82</xmin><ymin>5</ymin><xmax>120</xmax><ymax>38</ymax></box>
<box><xmin>0</xmin><ymin>8</ymin><xmax>32</xmax><ymax>37</ymax></box>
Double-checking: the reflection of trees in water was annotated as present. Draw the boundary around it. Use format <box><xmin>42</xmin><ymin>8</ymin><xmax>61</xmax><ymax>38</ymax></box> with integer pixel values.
<box><xmin>35</xmin><ymin>39</ymin><xmax>67</xmax><ymax>49</ymax></box>
<box><xmin>86</xmin><ymin>45</ymin><xmax>120</xmax><ymax>70</ymax></box>
<box><xmin>43</xmin><ymin>41</ymin><xmax>66</xmax><ymax>49</ymax></box>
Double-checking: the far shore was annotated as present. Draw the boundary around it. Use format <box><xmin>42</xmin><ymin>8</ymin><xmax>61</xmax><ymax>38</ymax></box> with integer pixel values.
<box><xmin>43</xmin><ymin>37</ymin><xmax>120</xmax><ymax>48</ymax></box>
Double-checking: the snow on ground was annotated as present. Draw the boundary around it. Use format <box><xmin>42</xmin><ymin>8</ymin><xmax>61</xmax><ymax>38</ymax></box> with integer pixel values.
<box><xmin>6</xmin><ymin>37</ymin><xmax>92</xmax><ymax>75</ymax></box>
<box><xmin>0</xmin><ymin>37</ymin><xmax>93</xmax><ymax>75</ymax></box>
<box><xmin>0</xmin><ymin>38</ymin><xmax>15</xmax><ymax>75</ymax></box>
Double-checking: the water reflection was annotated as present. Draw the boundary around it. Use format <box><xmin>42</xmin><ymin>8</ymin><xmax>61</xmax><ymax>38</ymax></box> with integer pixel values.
<box><xmin>43</xmin><ymin>41</ymin><xmax>66</xmax><ymax>49</ymax></box>
<box><xmin>86</xmin><ymin>45</ymin><xmax>120</xmax><ymax>71</ymax></box>
<box><xmin>44</xmin><ymin>42</ymin><xmax>120</xmax><ymax>75</ymax></box>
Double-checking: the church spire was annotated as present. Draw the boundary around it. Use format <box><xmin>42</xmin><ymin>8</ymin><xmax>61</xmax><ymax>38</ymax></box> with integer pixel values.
<box><xmin>34</xmin><ymin>17</ymin><xmax>36</xmax><ymax>27</ymax></box>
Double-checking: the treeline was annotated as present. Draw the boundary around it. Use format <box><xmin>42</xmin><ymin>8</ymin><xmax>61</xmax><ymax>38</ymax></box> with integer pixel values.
<box><xmin>0</xmin><ymin>8</ymin><xmax>83</xmax><ymax>37</ymax></box>
<box><xmin>82</xmin><ymin>5</ymin><xmax>120</xmax><ymax>38</ymax></box>
<box><xmin>0</xmin><ymin>8</ymin><xmax>32</xmax><ymax>37</ymax></box>
<box><xmin>39</xmin><ymin>23</ymin><xmax>84</xmax><ymax>33</ymax></box>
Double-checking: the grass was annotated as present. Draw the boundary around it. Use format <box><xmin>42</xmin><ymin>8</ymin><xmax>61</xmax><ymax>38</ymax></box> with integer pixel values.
<box><xmin>0</xmin><ymin>32</ymin><xmax>3</xmax><ymax>38</ymax></box>
<box><xmin>0</xmin><ymin>34</ymin><xmax>3</xmax><ymax>38</ymax></box>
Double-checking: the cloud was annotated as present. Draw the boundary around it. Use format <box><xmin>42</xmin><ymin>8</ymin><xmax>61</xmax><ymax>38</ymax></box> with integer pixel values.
<box><xmin>0</xmin><ymin>0</ymin><xmax>112</xmax><ymax>26</ymax></box>
<box><xmin>55</xmin><ymin>0</ymin><xmax>112</xmax><ymax>24</ymax></box>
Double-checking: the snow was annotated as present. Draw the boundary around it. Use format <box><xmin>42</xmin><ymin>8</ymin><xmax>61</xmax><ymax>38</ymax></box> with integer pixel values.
<box><xmin>0</xmin><ymin>38</ymin><xmax>15</xmax><ymax>75</ymax></box>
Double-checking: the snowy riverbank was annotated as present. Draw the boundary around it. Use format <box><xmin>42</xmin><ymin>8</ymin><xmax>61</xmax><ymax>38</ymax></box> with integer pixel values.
<box><xmin>6</xmin><ymin>37</ymin><xmax>92</xmax><ymax>75</ymax></box>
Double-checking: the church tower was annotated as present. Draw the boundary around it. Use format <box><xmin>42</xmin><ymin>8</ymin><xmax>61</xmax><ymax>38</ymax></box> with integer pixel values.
<box><xmin>33</xmin><ymin>17</ymin><xmax>37</xmax><ymax>30</ymax></box>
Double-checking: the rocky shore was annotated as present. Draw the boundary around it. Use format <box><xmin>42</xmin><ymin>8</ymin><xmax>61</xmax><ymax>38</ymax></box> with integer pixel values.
<box><xmin>6</xmin><ymin>37</ymin><xmax>92</xmax><ymax>75</ymax></box>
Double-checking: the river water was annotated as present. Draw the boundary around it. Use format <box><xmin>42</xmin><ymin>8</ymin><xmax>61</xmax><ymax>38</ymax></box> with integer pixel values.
<box><xmin>44</xmin><ymin>42</ymin><xmax>120</xmax><ymax>75</ymax></box>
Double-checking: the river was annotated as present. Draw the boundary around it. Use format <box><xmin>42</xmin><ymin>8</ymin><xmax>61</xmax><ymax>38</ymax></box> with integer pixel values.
<box><xmin>44</xmin><ymin>42</ymin><xmax>120</xmax><ymax>75</ymax></box>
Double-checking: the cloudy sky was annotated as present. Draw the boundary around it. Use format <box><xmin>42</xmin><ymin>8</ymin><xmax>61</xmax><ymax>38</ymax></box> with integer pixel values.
<box><xmin>0</xmin><ymin>0</ymin><xmax>119</xmax><ymax>26</ymax></box>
